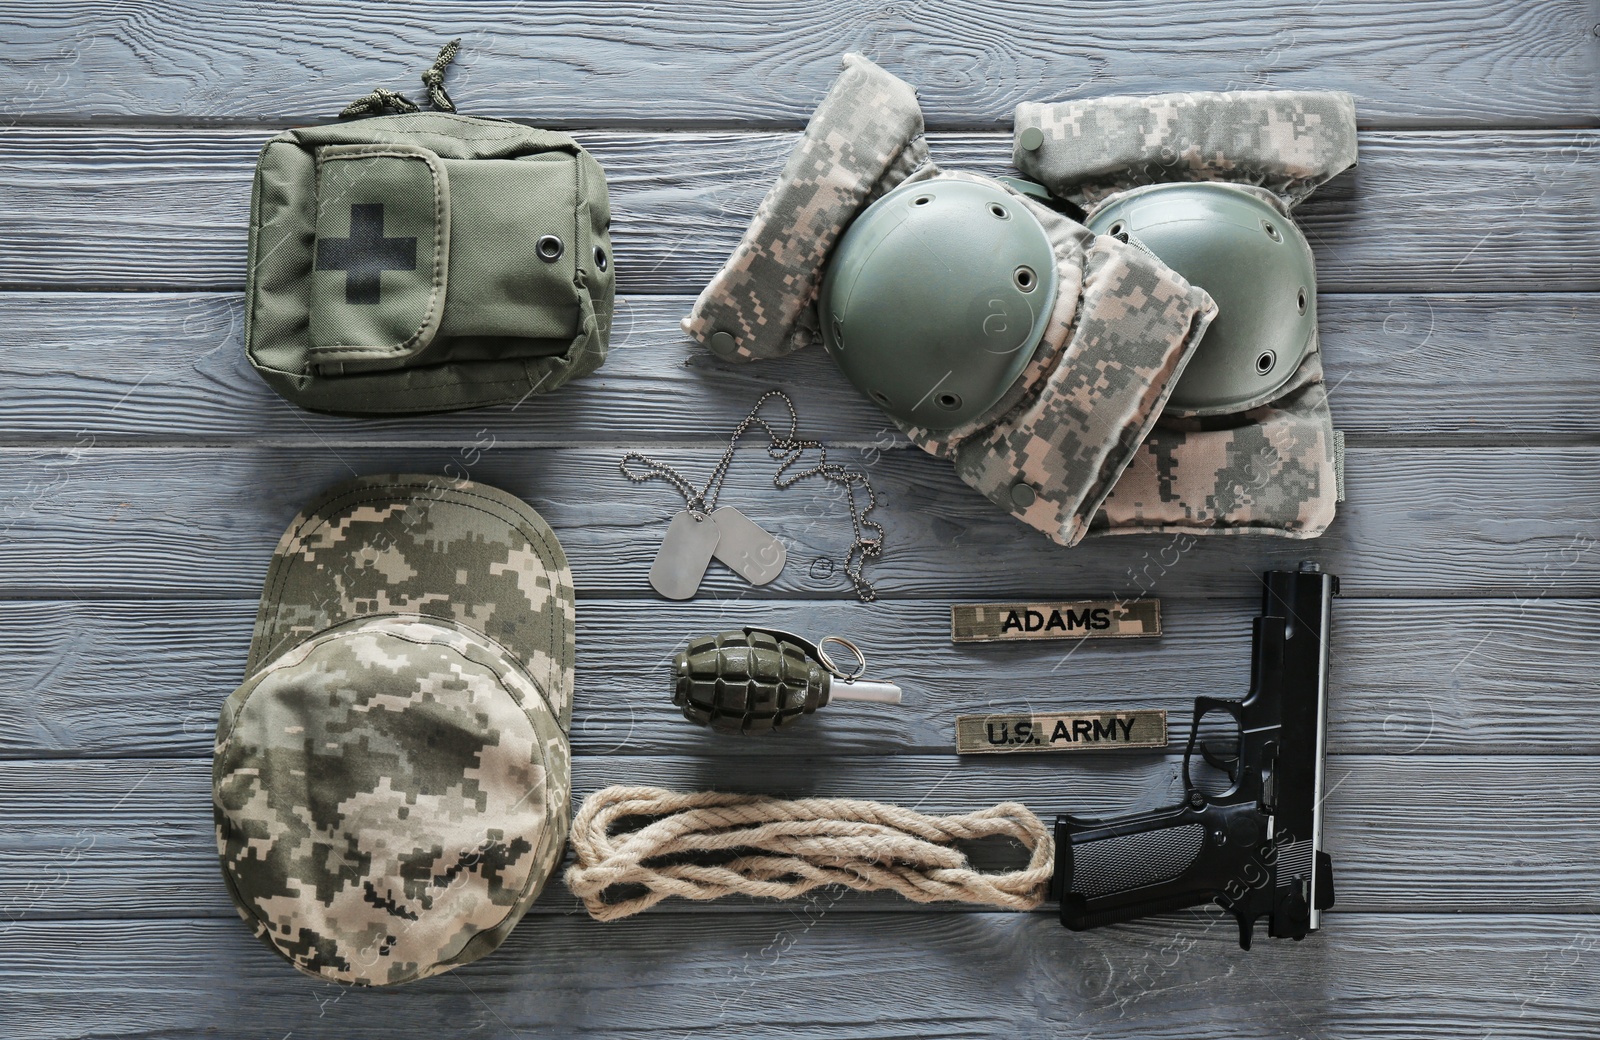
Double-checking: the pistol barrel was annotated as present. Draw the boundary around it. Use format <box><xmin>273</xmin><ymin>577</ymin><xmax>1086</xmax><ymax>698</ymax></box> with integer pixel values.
<box><xmin>1256</xmin><ymin>563</ymin><xmax>1339</xmax><ymax>939</ymax></box>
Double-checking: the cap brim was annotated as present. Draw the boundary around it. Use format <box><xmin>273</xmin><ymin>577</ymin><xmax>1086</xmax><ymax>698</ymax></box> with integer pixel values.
<box><xmin>246</xmin><ymin>475</ymin><xmax>574</xmax><ymax>729</ymax></box>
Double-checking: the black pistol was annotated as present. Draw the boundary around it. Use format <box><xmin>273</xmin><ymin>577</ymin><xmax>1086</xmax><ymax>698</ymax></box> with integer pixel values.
<box><xmin>1053</xmin><ymin>564</ymin><xmax>1338</xmax><ymax>948</ymax></box>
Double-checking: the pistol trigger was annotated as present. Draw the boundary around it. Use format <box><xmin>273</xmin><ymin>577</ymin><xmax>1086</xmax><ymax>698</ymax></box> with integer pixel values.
<box><xmin>1200</xmin><ymin>740</ymin><xmax>1241</xmax><ymax>782</ymax></box>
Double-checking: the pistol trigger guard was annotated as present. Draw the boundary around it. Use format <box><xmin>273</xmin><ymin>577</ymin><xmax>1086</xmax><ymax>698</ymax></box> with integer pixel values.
<box><xmin>1183</xmin><ymin>696</ymin><xmax>1244</xmax><ymax>794</ymax></box>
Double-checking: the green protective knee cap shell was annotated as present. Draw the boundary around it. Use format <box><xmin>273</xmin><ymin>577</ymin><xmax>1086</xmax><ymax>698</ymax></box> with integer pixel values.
<box><xmin>818</xmin><ymin>178</ymin><xmax>1058</xmax><ymax>430</ymax></box>
<box><xmin>1086</xmin><ymin>182</ymin><xmax>1317</xmax><ymax>416</ymax></box>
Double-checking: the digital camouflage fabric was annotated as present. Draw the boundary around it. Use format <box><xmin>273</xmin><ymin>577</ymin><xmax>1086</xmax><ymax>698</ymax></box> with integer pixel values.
<box><xmin>683</xmin><ymin>52</ymin><xmax>935</xmax><ymax>362</ymax></box>
<box><xmin>214</xmin><ymin>475</ymin><xmax>575</xmax><ymax>985</ymax></box>
<box><xmin>244</xmin><ymin>475</ymin><xmax>575</xmax><ymax>721</ymax></box>
<box><xmin>215</xmin><ymin>616</ymin><xmax>570</xmax><ymax>986</ymax></box>
<box><xmin>1012</xmin><ymin>90</ymin><xmax>1359</xmax><ymax>210</ymax></box>
<box><xmin>1092</xmin><ymin>348</ymin><xmax>1341</xmax><ymax>537</ymax></box>
<box><xmin>247</xmin><ymin>113</ymin><xmax>614</xmax><ymax>416</ymax></box>
<box><xmin>685</xmin><ymin>55</ymin><xmax>1215</xmax><ymax>545</ymax></box>
<box><xmin>686</xmin><ymin>56</ymin><xmax>1352</xmax><ymax>543</ymax></box>
<box><xmin>1014</xmin><ymin>89</ymin><xmax>1356</xmax><ymax>538</ymax></box>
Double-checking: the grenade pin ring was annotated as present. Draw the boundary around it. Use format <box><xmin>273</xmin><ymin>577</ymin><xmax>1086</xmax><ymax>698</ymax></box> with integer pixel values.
<box><xmin>814</xmin><ymin>634</ymin><xmax>901</xmax><ymax>704</ymax></box>
<box><xmin>816</xmin><ymin>635</ymin><xmax>866</xmax><ymax>681</ymax></box>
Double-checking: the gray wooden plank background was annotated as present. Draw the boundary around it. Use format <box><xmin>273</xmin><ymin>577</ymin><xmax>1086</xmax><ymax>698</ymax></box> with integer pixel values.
<box><xmin>4</xmin><ymin>0</ymin><xmax>1596</xmax><ymax>127</ymax></box>
<box><xmin>4</xmin><ymin>293</ymin><xmax>1600</xmax><ymax>444</ymax></box>
<box><xmin>2</xmin><ymin>3</ymin><xmax>1598</xmax><ymax>1038</ymax></box>
<box><xmin>8</xmin><ymin>598</ymin><xmax>1596</xmax><ymax>757</ymax></box>
<box><xmin>6</xmin><ymin>129</ymin><xmax>1600</xmax><ymax>292</ymax></box>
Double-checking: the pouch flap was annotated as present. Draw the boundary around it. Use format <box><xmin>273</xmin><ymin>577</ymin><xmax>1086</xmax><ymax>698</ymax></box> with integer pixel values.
<box><xmin>431</xmin><ymin>155</ymin><xmax>582</xmax><ymax>347</ymax></box>
<box><xmin>309</xmin><ymin>143</ymin><xmax>449</xmax><ymax>371</ymax></box>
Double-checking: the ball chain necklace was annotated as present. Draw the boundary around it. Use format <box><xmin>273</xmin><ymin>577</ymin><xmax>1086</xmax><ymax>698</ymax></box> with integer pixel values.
<box><xmin>619</xmin><ymin>390</ymin><xmax>885</xmax><ymax>601</ymax></box>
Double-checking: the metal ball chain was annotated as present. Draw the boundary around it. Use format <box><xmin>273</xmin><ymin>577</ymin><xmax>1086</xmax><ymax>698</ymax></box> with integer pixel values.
<box><xmin>619</xmin><ymin>390</ymin><xmax>884</xmax><ymax>601</ymax></box>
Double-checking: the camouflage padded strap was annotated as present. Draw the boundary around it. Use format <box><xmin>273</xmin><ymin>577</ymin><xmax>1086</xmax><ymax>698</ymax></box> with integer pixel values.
<box><xmin>1014</xmin><ymin>90</ymin><xmax>1358</xmax><ymax>210</ymax></box>
<box><xmin>901</xmin><ymin>180</ymin><xmax>1217</xmax><ymax>547</ymax></box>
<box><xmin>683</xmin><ymin>53</ymin><xmax>932</xmax><ymax>362</ymax></box>
<box><xmin>1092</xmin><ymin>348</ymin><xmax>1339</xmax><ymax>538</ymax></box>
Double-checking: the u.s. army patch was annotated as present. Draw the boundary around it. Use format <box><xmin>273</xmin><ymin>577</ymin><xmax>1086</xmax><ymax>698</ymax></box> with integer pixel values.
<box><xmin>955</xmin><ymin>710</ymin><xmax>1168</xmax><ymax>754</ymax></box>
<box><xmin>950</xmin><ymin>600</ymin><xmax>1160</xmax><ymax>643</ymax></box>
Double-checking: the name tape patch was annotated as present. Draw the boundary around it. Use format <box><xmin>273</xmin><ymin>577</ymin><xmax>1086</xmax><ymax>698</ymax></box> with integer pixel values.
<box><xmin>955</xmin><ymin>710</ymin><xmax>1169</xmax><ymax>755</ymax></box>
<box><xmin>950</xmin><ymin>600</ymin><xmax>1161</xmax><ymax>643</ymax></box>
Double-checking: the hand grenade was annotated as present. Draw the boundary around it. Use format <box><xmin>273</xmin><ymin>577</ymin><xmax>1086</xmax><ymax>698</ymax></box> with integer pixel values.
<box><xmin>671</xmin><ymin>628</ymin><xmax>902</xmax><ymax>734</ymax></box>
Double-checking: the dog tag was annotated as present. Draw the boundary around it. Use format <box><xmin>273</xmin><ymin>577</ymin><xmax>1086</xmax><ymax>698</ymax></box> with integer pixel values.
<box><xmin>709</xmin><ymin>505</ymin><xmax>786</xmax><ymax>586</ymax></box>
<box><xmin>650</xmin><ymin>510</ymin><xmax>720</xmax><ymax>600</ymax></box>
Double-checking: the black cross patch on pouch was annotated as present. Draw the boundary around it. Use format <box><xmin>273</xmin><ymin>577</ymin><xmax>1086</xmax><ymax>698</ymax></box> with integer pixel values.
<box><xmin>316</xmin><ymin>203</ymin><xmax>418</xmax><ymax>305</ymax></box>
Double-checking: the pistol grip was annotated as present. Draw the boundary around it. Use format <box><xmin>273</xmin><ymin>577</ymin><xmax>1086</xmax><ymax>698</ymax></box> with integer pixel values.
<box><xmin>1055</xmin><ymin>798</ymin><xmax>1274</xmax><ymax>945</ymax></box>
<box><xmin>1055</xmin><ymin>807</ymin><xmax>1211</xmax><ymax>930</ymax></box>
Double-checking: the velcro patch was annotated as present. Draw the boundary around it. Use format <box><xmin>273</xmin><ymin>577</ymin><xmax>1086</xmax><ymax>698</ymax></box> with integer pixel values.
<box><xmin>955</xmin><ymin>710</ymin><xmax>1168</xmax><ymax>754</ymax></box>
<box><xmin>950</xmin><ymin>600</ymin><xmax>1160</xmax><ymax>642</ymax></box>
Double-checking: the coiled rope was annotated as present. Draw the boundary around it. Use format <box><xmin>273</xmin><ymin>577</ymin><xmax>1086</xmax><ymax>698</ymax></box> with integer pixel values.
<box><xmin>565</xmin><ymin>786</ymin><xmax>1053</xmax><ymax>922</ymax></box>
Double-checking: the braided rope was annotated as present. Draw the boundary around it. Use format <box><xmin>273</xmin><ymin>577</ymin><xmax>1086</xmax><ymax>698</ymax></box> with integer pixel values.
<box><xmin>338</xmin><ymin>39</ymin><xmax>460</xmax><ymax>119</ymax></box>
<box><xmin>339</xmin><ymin>87</ymin><xmax>419</xmax><ymax>119</ymax></box>
<box><xmin>565</xmin><ymin>786</ymin><xmax>1054</xmax><ymax>922</ymax></box>
<box><xmin>421</xmin><ymin>38</ymin><xmax>460</xmax><ymax>112</ymax></box>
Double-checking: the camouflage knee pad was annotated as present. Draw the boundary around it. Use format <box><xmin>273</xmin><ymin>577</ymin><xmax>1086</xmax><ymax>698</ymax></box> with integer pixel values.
<box><xmin>1012</xmin><ymin>91</ymin><xmax>1355</xmax><ymax>537</ymax></box>
<box><xmin>212</xmin><ymin>476</ymin><xmax>575</xmax><ymax>985</ymax></box>
<box><xmin>685</xmin><ymin>54</ymin><xmax>1353</xmax><ymax>543</ymax></box>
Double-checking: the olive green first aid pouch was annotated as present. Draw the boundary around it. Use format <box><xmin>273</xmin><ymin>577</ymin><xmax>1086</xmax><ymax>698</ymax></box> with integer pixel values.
<box><xmin>245</xmin><ymin>47</ymin><xmax>614</xmax><ymax>415</ymax></box>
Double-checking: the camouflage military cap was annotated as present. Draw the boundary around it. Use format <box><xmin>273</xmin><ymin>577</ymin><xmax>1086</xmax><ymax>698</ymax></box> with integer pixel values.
<box><xmin>214</xmin><ymin>475</ymin><xmax>575</xmax><ymax>985</ymax></box>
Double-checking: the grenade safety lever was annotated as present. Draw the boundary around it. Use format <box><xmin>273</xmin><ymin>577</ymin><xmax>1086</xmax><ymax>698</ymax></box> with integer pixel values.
<box><xmin>671</xmin><ymin>628</ymin><xmax>902</xmax><ymax>734</ymax></box>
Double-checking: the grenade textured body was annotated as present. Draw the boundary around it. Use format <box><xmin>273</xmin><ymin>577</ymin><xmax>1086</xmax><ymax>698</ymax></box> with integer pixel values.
<box><xmin>672</xmin><ymin>630</ymin><xmax>829</xmax><ymax>733</ymax></box>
